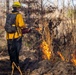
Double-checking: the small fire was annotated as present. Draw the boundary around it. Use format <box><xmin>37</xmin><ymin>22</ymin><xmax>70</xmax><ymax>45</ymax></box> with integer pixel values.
<box><xmin>35</xmin><ymin>27</ymin><xmax>42</xmax><ymax>32</ymax></box>
<box><xmin>71</xmin><ymin>51</ymin><xmax>76</xmax><ymax>66</ymax></box>
<box><xmin>57</xmin><ymin>51</ymin><xmax>65</xmax><ymax>61</ymax></box>
<box><xmin>40</xmin><ymin>40</ymin><xmax>51</xmax><ymax>60</ymax></box>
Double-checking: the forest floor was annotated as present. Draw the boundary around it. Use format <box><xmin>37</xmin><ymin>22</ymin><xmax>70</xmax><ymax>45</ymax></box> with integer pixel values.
<box><xmin>0</xmin><ymin>26</ymin><xmax>76</xmax><ymax>75</ymax></box>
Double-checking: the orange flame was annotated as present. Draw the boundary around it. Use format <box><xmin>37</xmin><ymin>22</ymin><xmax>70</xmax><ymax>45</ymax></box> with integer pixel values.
<box><xmin>40</xmin><ymin>40</ymin><xmax>51</xmax><ymax>60</ymax></box>
<box><xmin>57</xmin><ymin>51</ymin><xmax>65</xmax><ymax>61</ymax></box>
<box><xmin>35</xmin><ymin>27</ymin><xmax>42</xmax><ymax>32</ymax></box>
<box><xmin>71</xmin><ymin>51</ymin><xmax>76</xmax><ymax>66</ymax></box>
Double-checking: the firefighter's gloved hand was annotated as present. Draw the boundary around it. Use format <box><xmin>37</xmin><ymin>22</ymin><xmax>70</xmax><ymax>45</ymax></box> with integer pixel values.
<box><xmin>22</xmin><ymin>28</ymin><xmax>31</xmax><ymax>34</ymax></box>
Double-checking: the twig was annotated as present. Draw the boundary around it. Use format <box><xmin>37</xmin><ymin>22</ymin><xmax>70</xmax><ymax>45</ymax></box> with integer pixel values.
<box><xmin>0</xmin><ymin>51</ymin><xmax>3</xmax><ymax>55</ymax></box>
<box><xmin>11</xmin><ymin>62</ymin><xmax>23</xmax><ymax>75</ymax></box>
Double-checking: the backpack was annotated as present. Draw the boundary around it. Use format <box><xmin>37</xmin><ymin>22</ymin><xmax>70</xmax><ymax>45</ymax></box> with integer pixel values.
<box><xmin>4</xmin><ymin>13</ymin><xmax>18</xmax><ymax>33</ymax></box>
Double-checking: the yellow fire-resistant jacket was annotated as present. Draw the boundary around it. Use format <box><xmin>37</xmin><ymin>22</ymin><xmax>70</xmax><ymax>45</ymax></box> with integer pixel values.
<box><xmin>6</xmin><ymin>12</ymin><xmax>25</xmax><ymax>39</ymax></box>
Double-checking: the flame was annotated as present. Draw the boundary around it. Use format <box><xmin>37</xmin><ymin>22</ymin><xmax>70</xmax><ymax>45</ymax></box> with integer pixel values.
<box><xmin>71</xmin><ymin>51</ymin><xmax>76</xmax><ymax>66</ymax></box>
<box><xmin>35</xmin><ymin>27</ymin><xmax>42</xmax><ymax>32</ymax></box>
<box><xmin>40</xmin><ymin>40</ymin><xmax>51</xmax><ymax>60</ymax></box>
<box><xmin>57</xmin><ymin>51</ymin><xmax>65</xmax><ymax>61</ymax></box>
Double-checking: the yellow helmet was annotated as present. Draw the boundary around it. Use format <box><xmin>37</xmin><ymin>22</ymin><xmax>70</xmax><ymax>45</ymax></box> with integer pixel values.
<box><xmin>13</xmin><ymin>2</ymin><xmax>21</xmax><ymax>7</ymax></box>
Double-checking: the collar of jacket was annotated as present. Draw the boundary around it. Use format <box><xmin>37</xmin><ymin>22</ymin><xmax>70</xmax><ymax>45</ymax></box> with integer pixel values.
<box><xmin>12</xmin><ymin>10</ymin><xmax>19</xmax><ymax>13</ymax></box>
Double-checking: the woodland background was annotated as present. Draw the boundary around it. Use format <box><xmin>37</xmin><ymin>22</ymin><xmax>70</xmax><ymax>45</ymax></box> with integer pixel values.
<box><xmin>0</xmin><ymin>0</ymin><xmax>76</xmax><ymax>75</ymax></box>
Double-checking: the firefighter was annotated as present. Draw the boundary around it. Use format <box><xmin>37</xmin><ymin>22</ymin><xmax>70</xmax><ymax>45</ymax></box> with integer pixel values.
<box><xmin>6</xmin><ymin>1</ymin><xmax>25</xmax><ymax>67</ymax></box>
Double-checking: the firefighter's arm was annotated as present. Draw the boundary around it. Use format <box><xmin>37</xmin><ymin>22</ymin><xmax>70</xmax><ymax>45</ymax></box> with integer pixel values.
<box><xmin>18</xmin><ymin>14</ymin><xmax>26</xmax><ymax>28</ymax></box>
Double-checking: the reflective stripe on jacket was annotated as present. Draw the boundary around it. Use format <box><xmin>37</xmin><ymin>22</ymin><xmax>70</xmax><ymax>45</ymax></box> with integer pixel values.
<box><xmin>6</xmin><ymin>12</ymin><xmax>25</xmax><ymax>39</ymax></box>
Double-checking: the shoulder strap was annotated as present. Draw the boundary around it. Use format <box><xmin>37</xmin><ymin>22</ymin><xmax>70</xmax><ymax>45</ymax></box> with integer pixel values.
<box><xmin>15</xmin><ymin>13</ymin><xmax>20</xmax><ymax>35</ymax></box>
<box><xmin>13</xmin><ymin>13</ymin><xmax>19</xmax><ymax>39</ymax></box>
